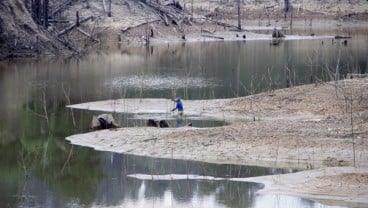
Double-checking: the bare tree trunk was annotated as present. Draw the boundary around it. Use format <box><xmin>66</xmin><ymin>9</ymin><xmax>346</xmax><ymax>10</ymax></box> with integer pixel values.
<box><xmin>191</xmin><ymin>0</ymin><xmax>194</xmax><ymax>18</ymax></box>
<box><xmin>102</xmin><ymin>0</ymin><xmax>106</xmax><ymax>12</ymax></box>
<box><xmin>25</xmin><ymin>0</ymin><xmax>31</xmax><ymax>11</ymax></box>
<box><xmin>284</xmin><ymin>0</ymin><xmax>291</xmax><ymax>21</ymax></box>
<box><xmin>35</xmin><ymin>0</ymin><xmax>42</xmax><ymax>24</ymax></box>
<box><xmin>31</xmin><ymin>0</ymin><xmax>35</xmax><ymax>20</ymax></box>
<box><xmin>43</xmin><ymin>0</ymin><xmax>49</xmax><ymax>27</ymax></box>
<box><xmin>237</xmin><ymin>0</ymin><xmax>241</xmax><ymax>30</ymax></box>
<box><xmin>76</xmin><ymin>11</ymin><xmax>80</xmax><ymax>26</ymax></box>
<box><xmin>108</xmin><ymin>0</ymin><xmax>112</xmax><ymax>17</ymax></box>
<box><xmin>31</xmin><ymin>0</ymin><xmax>48</xmax><ymax>26</ymax></box>
<box><xmin>290</xmin><ymin>6</ymin><xmax>293</xmax><ymax>28</ymax></box>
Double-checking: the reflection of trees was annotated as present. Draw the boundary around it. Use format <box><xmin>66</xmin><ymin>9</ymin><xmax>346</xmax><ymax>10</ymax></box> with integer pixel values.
<box><xmin>215</xmin><ymin>181</ymin><xmax>262</xmax><ymax>208</ymax></box>
<box><xmin>197</xmin><ymin>181</ymin><xmax>219</xmax><ymax>196</ymax></box>
<box><xmin>170</xmin><ymin>180</ymin><xmax>195</xmax><ymax>202</ymax></box>
<box><xmin>0</xmin><ymin>142</ymin><xmax>24</xmax><ymax>208</ymax></box>
<box><xmin>0</xmin><ymin>85</ymin><xmax>106</xmax><ymax>207</ymax></box>
<box><xmin>144</xmin><ymin>180</ymin><xmax>170</xmax><ymax>199</ymax></box>
<box><xmin>94</xmin><ymin>152</ymin><xmax>290</xmax><ymax>207</ymax></box>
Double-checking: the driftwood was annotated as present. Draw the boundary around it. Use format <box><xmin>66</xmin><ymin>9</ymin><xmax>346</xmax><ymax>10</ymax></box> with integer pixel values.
<box><xmin>140</xmin><ymin>0</ymin><xmax>188</xmax><ymax>29</ymax></box>
<box><xmin>56</xmin><ymin>36</ymin><xmax>79</xmax><ymax>53</ymax></box>
<box><xmin>102</xmin><ymin>0</ymin><xmax>107</xmax><ymax>12</ymax></box>
<box><xmin>347</xmin><ymin>73</ymin><xmax>368</xmax><ymax>79</ymax></box>
<box><xmin>58</xmin><ymin>15</ymin><xmax>94</xmax><ymax>36</ymax></box>
<box><xmin>201</xmin><ymin>34</ymin><xmax>224</xmax><ymax>40</ymax></box>
<box><xmin>201</xmin><ymin>29</ymin><xmax>215</xmax><ymax>34</ymax></box>
<box><xmin>76</xmin><ymin>28</ymin><xmax>99</xmax><ymax>42</ymax></box>
<box><xmin>121</xmin><ymin>19</ymin><xmax>160</xmax><ymax>33</ymax></box>
<box><xmin>52</xmin><ymin>0</ymin><xmax>74</xmax><ymax>16</ymax></box>
<box><xmin>341</xmin><ymin>12</ymin><xmax>358</xmax><ymax>19</ymax></box>
<box><xmin>162</xmin><ymin>13</ymin><xmax>169</xmax><ymax>26</ymax></box>
<box><xmin>197</xmin><ymin>18</ymin><xmax>239</xmax><ymax>30</ymax></box>
<box><xmin>334</xmin><ymin>35</ymin><xmax>352</xmax><ymax>39</ymax></box>
<box><xmin>48</xmin><ymin>19</ymin><xmax>70</xmax><ymax>23</ymax></box>
<box><xmin>164</xmin><ymin>1</ymin><xmax>183</xmax><ymax>10</ymax></box>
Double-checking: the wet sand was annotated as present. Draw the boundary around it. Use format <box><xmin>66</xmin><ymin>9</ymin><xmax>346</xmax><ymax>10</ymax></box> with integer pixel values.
<box><xmin>66</xmin><ymin>78</ymin><xmax>368</xmax><ymax>205</ymax></box>
<box><xmin>234</xmin><ymin>167</ymin><xmax>368</xmax><ymax>206</ymax></box>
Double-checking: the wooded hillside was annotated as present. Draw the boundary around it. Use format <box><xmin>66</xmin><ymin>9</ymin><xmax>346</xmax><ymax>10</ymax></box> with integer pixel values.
<box><xmin>0</xmin><ymin>0</ymin><xmax>366</xmax><ymax>60</ymax></box>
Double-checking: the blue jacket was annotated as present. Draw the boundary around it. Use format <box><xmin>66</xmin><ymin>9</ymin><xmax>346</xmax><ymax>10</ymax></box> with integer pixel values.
<box><xmin>176</xmin><ymin>100</ymin><xmax>183</xmax><ymax>111</ymax></box>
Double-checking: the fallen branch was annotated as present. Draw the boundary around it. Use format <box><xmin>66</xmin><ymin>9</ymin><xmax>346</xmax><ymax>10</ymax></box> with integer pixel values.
<box><xmin>55</xmin><ymin>36</ymin><xmax>79</xmax><ymax>53</ymax></box>
<box><xmin>195</xmin><ymin>17</ymin><xmax>239</xmax><ymax>30</ymax></box>
<box><xmin>201</xmin><ymin>34</ymin><xmax>224</xmax><ymax>40</ymax></box>
<box><xmin>161</xmin><ymin>13</ymin><xmax>169</xmax><ymax>26</ymax></box>
<box><xmin>58</xmin><ymin>16</ymin><xmax>93</xmax><ymax>36</ymax></box>
<box><xmin>121</xmin><ymin>19</ymin><xmax>160</xmax><ymax>33</ymax></box>
<box><xmin>140</xmin><ymin>0</ymin><xmax>188</xmax><ymax>28</ymax></box>
<box><xmin>347</xmin><ymin>73</ymin><xmax>368</xmax><ymax>79</ymax></box>
<box><xmin>52</xmin><ymin>0</ymin><xmax>74</xmax><ymax>16</ymax></box>
<box><xmin>102</xmin><ymin>0</ymin><xmax>107</xmax><ymax>12</ymax></box>
<box><xmin>58</xmin><ymin>24</ymin><xmax>77</xmax><ymax>36</ymax></box>
<box><xmin>201</xmin><ymin>29</ymin><xmax>215</xmax><ymax>34</ymax></box>
<box><xmin>341</xmin><ymin>12</ymin><xmax>358</xmax><ymax>19</ymax></box>
<box><xmin>334</xmin><ymin>35</ymin><xmax>352</xmax><ymax>39</ymax></box>
<box><xmin>76</xmin><ymin>28</ymin><xmax>99</xmax><ymax>42</ymax></box>
<box><xmin>48</xmin><ymin>19</ymin><xmax>70</xmax><ymax>23</ymax></box>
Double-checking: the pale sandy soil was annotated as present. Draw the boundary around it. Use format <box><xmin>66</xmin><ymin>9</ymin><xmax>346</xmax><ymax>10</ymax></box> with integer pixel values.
<box><xmin>63</xmin><ymin>0</ymin><xmax>368</xmax><ymax>47</ymax></box>
<box><xmin>66</xmin><ymin>77</ymin><xmax>368</xmax><ymax>205</ymax></box>
<box><xmin>234</xmin><ymin>167</ymin><xmax>368</xmax><ymax>206</ymax></box>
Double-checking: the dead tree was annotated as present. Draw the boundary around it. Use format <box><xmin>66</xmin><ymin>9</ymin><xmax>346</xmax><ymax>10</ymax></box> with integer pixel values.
<box><xmin>284</xmin><ymin>0</ymin><xmax>291</xmax><ymax>20</ymax></box>
<box><xmin>52</xmin><ymin>0</ymin><xmax>74</xmax><ymax>17</ymax></box>
<box><xmin>31</xmin><ymin>0</ymin><xmax>49</xmax><ymax>27</ymax></box>
<box><xmin>43</xmin><ymin>0</ymin><xmax>49</xmax><ymax>27</ymax></box>
<box><xmin>76</xmin><ymin>11</ymin><xmax>80</xmax><ymax>26</ymax></box>
<box><xmin>58</xmin><ymin>15</ymin><xmax>94</xmax><ymax>36</ymax></box>
<box><xmin>107</xmin><ymin>0</ymin><xmax>112</xmax><ymax>17</ymax></box>
<box><xmin>191</xmin><ymin>0</ymin><xmax>194</xmax><ymax>18</ymax></box>
<box><xmin>237</xmin><ymin>0</ymin><xmax>241</xmax><ymax>30</ymax></box>
<box><xmin>139</xmin><ymin>0</ymin><xmax>188</xmax><ymax>30</ymax></box>
<box><xmin>32</xmin><ymin>0</ymin><xmax>42</xmax><ymax>24</ymax></box>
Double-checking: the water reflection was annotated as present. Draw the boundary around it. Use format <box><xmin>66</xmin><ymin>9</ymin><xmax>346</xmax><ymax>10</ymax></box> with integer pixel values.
<box><xmin>0</xmin><ymin>34</ymin><xmax>367</xmax><ymax>208</ymax></box>
<box><xmin>93</xmin><ymin>152</ymin><xmax>281</xmax><ymax>208</ymax></box>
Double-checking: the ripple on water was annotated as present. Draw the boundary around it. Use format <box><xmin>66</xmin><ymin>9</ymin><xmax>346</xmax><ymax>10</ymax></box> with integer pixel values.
<box><xmin>105</xmin><ymin>75</ymin><xmax>221</xmax><ymax>89</ymax></box>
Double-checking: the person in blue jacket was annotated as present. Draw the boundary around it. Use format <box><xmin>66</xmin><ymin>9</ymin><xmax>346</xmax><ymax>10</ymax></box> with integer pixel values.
<box><xmin>171</xmin><ymin>97</ymin><xmax>184</xmax><ymax>117</ymax></box>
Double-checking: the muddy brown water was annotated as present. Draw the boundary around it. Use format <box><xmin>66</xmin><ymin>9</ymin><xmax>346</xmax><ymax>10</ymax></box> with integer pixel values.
<box><xmin>0</xmin><ymin>28</ymin><xmax>366</xmax><ymax>207</ymax></box>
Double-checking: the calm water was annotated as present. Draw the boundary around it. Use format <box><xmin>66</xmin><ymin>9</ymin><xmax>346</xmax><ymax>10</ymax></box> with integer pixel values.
<box><xmin>0</xmin><ymin>29</ymin><xmax>367</xmax><ymax>208</ymax></box>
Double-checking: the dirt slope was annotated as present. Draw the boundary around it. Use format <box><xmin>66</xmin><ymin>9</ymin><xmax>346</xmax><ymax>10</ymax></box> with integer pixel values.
<box><xmin>1</xmin><ymin>0</ymin><xmax>367</xmax><ymax>60</ymax></box>
<box><xmin>0</xmin><ymin>0</ymin><xmax>74</xmax><ymax>59</ymax></box>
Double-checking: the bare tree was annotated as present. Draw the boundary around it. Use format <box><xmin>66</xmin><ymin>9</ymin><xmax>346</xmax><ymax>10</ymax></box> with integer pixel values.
<box><xmin>237</xmin><ymin>0</ymin><xmax>241</xmax><ymax>30</ymax></box>
<box><xmin>31</xmin><ymin>0</ymin><xmax>48</xmax><ymax>26</ymax></box>
<box><xmin>284</xmin><ymin>0</ymin><xmax>291</xmax><ymax>20</ymax></box>
<box><xmin>108</xmin><ymin>0</ymin><xmax>112</xmax><ymax>17</ymax></box>
<box><xmin>43</xmin><ymin>0</ymin><xmax>49</xmax><ymax>27</ymax></box>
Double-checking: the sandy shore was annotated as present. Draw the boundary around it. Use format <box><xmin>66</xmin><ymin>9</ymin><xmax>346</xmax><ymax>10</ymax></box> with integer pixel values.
<box><xmin>66</xmin><ymin>77</ymin><xmax>368</xmax><ymax>205</ymax></box>
<box><xmin>125</xmin><ymin>166</ymin><xmax>368</xmax><ymax>207</ymax></box>
<box><xmin>234</xmin><ymin>166</ymin><xmax>368</xmax><ymax>207</ymax></box>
